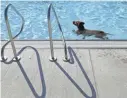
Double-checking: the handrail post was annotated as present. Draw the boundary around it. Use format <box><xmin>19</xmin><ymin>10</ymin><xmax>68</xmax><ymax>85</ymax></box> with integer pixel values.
<box><xmin>4</xmin><ymin>4</ymin><xmax>22</xmax><ymax>61</ymax></box>
<box><xmin>5</xmin><ymin>17</ymin><xmax>20</xmax><ymax>61</ymax></box>
<box><xmin>1</xmin><ymin>4</ymin><xmax>24</xmax><ymax>62</ymax></box>
<box><xmin>52</xmin><ymin>5</ymin><xmax>69</xmax><ymax>62</ymax></box>
<box><xmin>47</xmin><ymin>4</ymin><xmax>57</xmax><ymax>62</ymax></box>
<box><xmin>63</xmin><ymin>43</ymin><xmax>69</xmax><ymax>62</ymax></box>
<box><xmin>47</xmin><ymin>4</ymin><xmax>69</xmax><ymax>62</ymax></box>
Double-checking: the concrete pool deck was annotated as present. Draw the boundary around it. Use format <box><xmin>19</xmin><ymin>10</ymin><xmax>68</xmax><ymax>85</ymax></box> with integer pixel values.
<box><xmin>1</xmin><ymin>40</ymin><xmax>127</xmax><ymax>98</ymax></box>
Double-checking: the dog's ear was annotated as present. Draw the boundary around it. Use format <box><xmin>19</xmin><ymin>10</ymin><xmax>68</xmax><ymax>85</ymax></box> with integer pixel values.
<box><xmin>81</xmin><ymin>22</ymin><xmax>85</xmax><ymax>25</ymax></box>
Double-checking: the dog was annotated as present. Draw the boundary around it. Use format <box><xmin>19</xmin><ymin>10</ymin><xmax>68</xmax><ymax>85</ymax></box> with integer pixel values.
<box><xmin>73</xmin><ymin>21</ymin><xmax>111</xmax><ymax>39</ymax></box>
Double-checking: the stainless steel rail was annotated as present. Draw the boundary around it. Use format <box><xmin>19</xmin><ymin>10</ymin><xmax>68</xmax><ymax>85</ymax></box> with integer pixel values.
<box><xmin>1</xmin><ymin>4</ymin><xmax>25</xmax><ymax>62</ymax></box>
<box><xmin>47</xmin><ymin>4</ymin><xmax>69</xmax><ymax>62</ymax></box>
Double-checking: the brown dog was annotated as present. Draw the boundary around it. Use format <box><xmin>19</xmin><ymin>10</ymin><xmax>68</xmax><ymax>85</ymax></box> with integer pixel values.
<box><xmin>73</xmin><ymin>21</ymin><xmax>110</xmax><ymax>39</ymax></box>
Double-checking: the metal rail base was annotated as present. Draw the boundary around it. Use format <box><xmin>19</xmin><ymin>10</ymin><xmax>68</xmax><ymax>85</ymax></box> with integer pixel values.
<box><xmin>0</xmin><ymin>56</ymin><xmax>8</xmax><ymax>62</ymax></box>
<box><xmin>63</xmin><ymin>58</ymin><xmax>70</xmax><ymax>62</ymax></box>
<box><xmin>13</xmin><ymin>56</ymin><xmax>21</xmax><ymax>62</ymax></box>
<box><xmin>49</xmin><ymin>56</ymin><xmax>57</xmax><ymax>62</ymax></box>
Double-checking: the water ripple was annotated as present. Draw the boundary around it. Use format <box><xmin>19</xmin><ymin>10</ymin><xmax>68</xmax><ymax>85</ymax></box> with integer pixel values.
<box><xmin>1</xmin><ymin>1</ymin><xmax>127</xmax><ymax>40</ymax></box>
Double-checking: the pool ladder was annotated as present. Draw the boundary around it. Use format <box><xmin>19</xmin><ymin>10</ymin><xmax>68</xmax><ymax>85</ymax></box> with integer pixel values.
<box><xmin>0</xmin><ymin>4</ymin><xmax>25</xmax><ymax>62</ymax></box>
<box><xmin>47</xmin><ymin>4</ymin><xmax>70</xmax><ymax>62</ymax></box>
<box><xmin>1</xmin><ymin>3</ymin><xmax>70</xmax><ymax>62</ymax></box>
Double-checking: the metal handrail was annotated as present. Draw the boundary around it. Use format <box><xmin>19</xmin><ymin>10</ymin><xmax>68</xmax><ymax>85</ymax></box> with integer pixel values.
<box><xmin>47</xmin><ymin>4</ymin><xmax>69</xmax><ymax>62</ymax></box>
<box><xmin>1</xmin><ymin>4</ymin><xmax>25</xmax><ymax>62</ymax></box>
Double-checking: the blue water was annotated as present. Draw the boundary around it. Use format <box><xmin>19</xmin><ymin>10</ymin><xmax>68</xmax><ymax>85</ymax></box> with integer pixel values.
<box><xmin>1</xmin><ymin>1</ymin><xmax>127</xmax><ymax>40</ymax></box>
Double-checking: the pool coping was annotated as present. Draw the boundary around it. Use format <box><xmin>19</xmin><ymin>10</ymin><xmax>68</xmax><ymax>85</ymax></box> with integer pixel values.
<box><xmin>1</xmin><ymin>40</ymin><xmax>127</xmax><ymax>49</ymax></box>
<box><xmin>1</xmin><ymin>39</ymin><xmax>127</xmax><ymax>41</ymax></box>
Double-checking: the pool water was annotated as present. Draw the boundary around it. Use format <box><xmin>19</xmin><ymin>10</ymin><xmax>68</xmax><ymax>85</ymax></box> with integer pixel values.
<box><xmin>1</xmin><ymin>1</ymin><xmax>127</xmax><ymax>40</ymax></box>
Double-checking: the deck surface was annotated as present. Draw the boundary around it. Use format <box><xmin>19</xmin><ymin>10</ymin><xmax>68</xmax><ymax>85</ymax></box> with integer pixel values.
<box><xmin>1</xmin><ymin>41</ymin><xmax>127</xmax><ymax>98</ymax></box>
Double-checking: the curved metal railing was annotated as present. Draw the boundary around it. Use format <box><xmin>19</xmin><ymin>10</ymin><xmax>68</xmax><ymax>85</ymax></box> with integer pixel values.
<box><xmin>1</xmin><ymin>4</ymin><xmax>25</xmax><ymax>62</ymax></box>
<box><xmin>47</xmin><ymin>4</ymin><xmax>69</xmax><ymax>62</ymax></box>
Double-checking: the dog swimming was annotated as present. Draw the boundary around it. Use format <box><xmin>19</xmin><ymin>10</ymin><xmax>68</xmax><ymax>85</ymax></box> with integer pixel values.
<box><xmin>73</xmin><ymin>21</ymin><xmax>112</xmax><ymax>40</ymax></box>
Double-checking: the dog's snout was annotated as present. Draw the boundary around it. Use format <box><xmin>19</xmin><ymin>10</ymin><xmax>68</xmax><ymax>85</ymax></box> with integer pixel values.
<box><xmin>73</xmin><ymin>21</ymin><xmax>85</xmax><ymax>26</ymax></box>
<box><xmin>73</xmin><ymin>21</ymin><xmax>79</xmax><ymax>26</ymax></box>
<box><xmin>73</xmin><ymin>21</ymin><xmax>76</xmax><ymax>25</ymax></box>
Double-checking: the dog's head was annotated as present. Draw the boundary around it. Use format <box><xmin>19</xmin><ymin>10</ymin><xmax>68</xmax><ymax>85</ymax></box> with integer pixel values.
<box><xmin>73</xmin><ymin>21</ymin><xmax>85</xmax><ymax>30</ymax></box>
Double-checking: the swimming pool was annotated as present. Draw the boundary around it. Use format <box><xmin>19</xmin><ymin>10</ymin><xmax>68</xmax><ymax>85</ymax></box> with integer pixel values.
<box><xmin>1</xmin><ymin>1</ymin><xmax>127</xmax><ymax>40</ymax></box>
